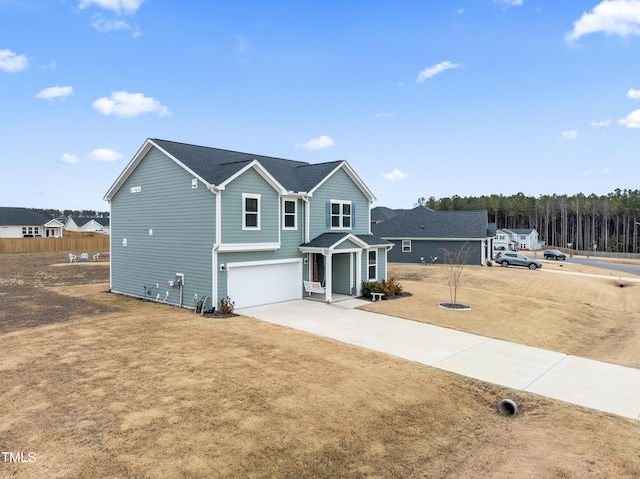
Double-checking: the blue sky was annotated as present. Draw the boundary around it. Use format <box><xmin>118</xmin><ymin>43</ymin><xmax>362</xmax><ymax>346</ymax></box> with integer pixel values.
<box><xmin>2</xmin><ymin>0</ymin><xmax>640</xmax><ymax>211</ymax></box>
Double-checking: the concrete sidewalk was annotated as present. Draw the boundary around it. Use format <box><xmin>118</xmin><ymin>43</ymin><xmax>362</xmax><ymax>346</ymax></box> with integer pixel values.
<box><xmin>238</xmin><ymin>299</ymin><xmax>640</xmax><ymax>420</ymax></box>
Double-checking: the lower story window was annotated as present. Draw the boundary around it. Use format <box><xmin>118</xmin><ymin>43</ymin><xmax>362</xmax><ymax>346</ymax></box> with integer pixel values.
<box><xmin>368</xmin><ymin>249</ymin><xmax>377</xmax><ymax>280</ymax></box>
<box><xmin>402</xmin><ymin>240</ymin><xmax>411</xmax><ymax>252</ymax></box>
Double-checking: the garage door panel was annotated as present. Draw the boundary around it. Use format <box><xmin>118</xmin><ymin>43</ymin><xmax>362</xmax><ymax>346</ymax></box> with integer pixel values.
<box><xmin>228</xmin><ymin>261</ymin><xmax>302</xmax><ymax>309</ymax></box>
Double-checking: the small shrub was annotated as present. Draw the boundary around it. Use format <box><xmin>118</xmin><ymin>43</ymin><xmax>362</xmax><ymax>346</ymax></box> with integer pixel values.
<box><xmin>385</xmin><ymin>277</ymin><xmax>403</xmax><ymax>296</ymax></box>
<box><xmin>361</xmin><ymin>278</ymin><xmax>403</xmax><ymax>299</ymax></box>
<box><xmin>486</xmin><ymin>260</ymin><xmax>493</xmax><ymax>267</ymax></box>
<box><xmin>219</xmin><ymin>296</ymin><xmax>235</xmax><ymax>313</ymax></box>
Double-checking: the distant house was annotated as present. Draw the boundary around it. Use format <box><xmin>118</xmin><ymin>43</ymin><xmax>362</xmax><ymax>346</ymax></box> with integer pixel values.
<box><xmin>0</xmin><ymin>207</ymin><xmax>63</xmax><ymax>238</ymax></box>
<box><xmin>371</xmin><ymin>206</ymin><xmax>399</xmax><ymax>225</ymax></box>
<box><xmin>65</xmin><ymin>216</ymin><xmax>110</xmax><ymax>234</ymax></box>
<box><xmin>494</xmin><ymin>228</ymin><xmax>541</xmax><ymax>251</ymax></box>
<box><xmin>371</xmin><ymin>205</ymin><xmax>493</xmax><ymax>265</ymax></box>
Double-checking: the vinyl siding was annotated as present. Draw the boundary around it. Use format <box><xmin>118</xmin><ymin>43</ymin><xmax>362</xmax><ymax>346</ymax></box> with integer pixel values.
<box><xmin>220</xmin><ymin>168</ymin><xmax>279</xmax><ymax>245</ymax></box>
<box><xmin>109</xmin><ymin>147</ymin><xmax>216</xmax><ymax>309</ymax></box>
<box><xmin>309</xmin><ymin>168</ymin><xmax>370</xmax><ymax>238</ymax></box>
<box><xmin>216</xmin><ymin>198</ymin><xmax>305</xmax><ymax>302</ymax></box>
<box><xmin>332</xmin><ymin>253</ymin><xmax>352</xmax><ymax>294</ymax></box>
<box><xmin>387</xmin><ymin>239</ymin><xmax>482</xmax><ymax>265</ymax></box>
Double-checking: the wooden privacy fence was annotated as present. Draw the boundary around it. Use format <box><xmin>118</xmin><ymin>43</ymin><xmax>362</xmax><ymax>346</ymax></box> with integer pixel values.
<box><xmin>0</xmin><ymin>232</ymin><xmax>110</xmax><ymax>254</ymax></box>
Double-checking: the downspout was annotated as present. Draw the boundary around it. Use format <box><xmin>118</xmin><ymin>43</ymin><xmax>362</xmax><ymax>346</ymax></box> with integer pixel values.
<box><xmin>302</xmin><ymin>195</ymin><xmax>310</xmax><ymax>244</ymax></box>
<box><xmin>107</xmin><ymin>200</ymin><xmax>113</xmax><ymax>291</ymax></box>
<box><xmin>209</xmin><ymin>186</ymin><xmax>222</xmax><ymax>309</ymax></box>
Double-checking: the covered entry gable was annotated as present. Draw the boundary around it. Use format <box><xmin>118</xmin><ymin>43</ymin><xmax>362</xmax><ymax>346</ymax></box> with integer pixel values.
<box><xmin>299</xmin><ymin>232</ymin><xmax>392</xmax><ymax>302</ymax></box>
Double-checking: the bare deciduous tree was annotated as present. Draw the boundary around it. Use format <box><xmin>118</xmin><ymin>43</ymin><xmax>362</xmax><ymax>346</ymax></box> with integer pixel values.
<box><xmin>441</xmin><ymin>242</ymin><xmax>473</xmax><ymax>306</ymax></box>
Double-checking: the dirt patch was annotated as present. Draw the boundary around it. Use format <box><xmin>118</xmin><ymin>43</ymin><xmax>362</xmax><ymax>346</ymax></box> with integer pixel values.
<box><xmin>0</xmin><ymin>252</ymin><xmax>114</xmax><ymax>334</ymax></box>
<box><xmin>2</xmin><ymin>253</ymin><xmax>640</xmax><ymax>478</ymax></box>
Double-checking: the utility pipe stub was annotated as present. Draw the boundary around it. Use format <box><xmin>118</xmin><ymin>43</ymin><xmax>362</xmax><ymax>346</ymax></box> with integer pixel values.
<box><xmin>497</xmin><ymin>398</ymin><xmax>518</xmax><ymax>416</ymax></box>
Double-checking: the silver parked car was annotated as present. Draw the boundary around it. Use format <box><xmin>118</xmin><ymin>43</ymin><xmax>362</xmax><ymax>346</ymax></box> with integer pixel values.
<box><xmin>495</xmin><ymin>251</ymin><xmax>542</xmax><ymax>270</ymax></box>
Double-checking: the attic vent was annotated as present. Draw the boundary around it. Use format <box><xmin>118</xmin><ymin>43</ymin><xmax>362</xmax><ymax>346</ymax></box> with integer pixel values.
<box><xmin>192</xmin><ymin>179</ymin><xmax>197</xmax><ymax>189</ymax></box>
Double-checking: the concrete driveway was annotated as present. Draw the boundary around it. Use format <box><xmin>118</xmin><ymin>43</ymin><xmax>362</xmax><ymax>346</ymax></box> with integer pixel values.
<box><xmin>238</xmin><ymin>299</ymin><xmax>640</xmax><ymax>420</ymax></box>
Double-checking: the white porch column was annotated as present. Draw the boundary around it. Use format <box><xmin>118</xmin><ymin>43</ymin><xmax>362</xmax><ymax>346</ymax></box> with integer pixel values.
<box><xmin>324</xmin><ymin>251</ymin><xmax>332</xmax><ymax>303</ymax></box>
<box><xmin>355</xmin><ymin>250</ymin><xmax>362</xmax><ymax>296</ymax></box>
<box><xmin>349</xmin><ymin>252</ymin><xmax>354</xmax><ymax>295</ymax></box>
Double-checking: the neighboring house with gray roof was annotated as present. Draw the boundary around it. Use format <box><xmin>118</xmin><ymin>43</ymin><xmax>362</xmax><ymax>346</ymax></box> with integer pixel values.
<box><xmin>65</xmin><ymin>216</ymin><xmax>110</xmax><ymax>234</ymax></box>
<box><xmin>104</xmin><ymin>138</ymin><xmax>392</xmax><ymax>309</ymax></box>
<box><xmin>371</xmin><ymin>206</ymin><xmax>399</xmax><ymax>225</ymax></box>
<box><xmin>371</xmin><ymin>205</ymin><xmax>493</xmax><ymax>265</ymax></box>
<box><xmin>0</xmin><ymin>207</ymin><xmax>64</xmax><ymax>238</ymax></box>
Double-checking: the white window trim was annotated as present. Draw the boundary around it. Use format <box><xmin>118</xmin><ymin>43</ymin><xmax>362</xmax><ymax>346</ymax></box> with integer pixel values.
<box><xmin>330</xmin><ymin>199</ymin><xmax>352</xmax><ymax>230</ymax></box>
<box><xmin>282</xmin><ymin>198</ymin><xmax>297</xmax><ymax>230</ymax></box>
<box><xmin>242</xmin><ymin>193</ymin><xmax>261</xmax><ymax>230</ymax></box>
<box><xmin>402</xmin><ymin>240</ymin><xmax>411</xmax><ymax>252</ymax></box>
<box><xmin>367</xmin><ymin>249</ymin><xmax>378</xmax><ymax>281</ymax></box>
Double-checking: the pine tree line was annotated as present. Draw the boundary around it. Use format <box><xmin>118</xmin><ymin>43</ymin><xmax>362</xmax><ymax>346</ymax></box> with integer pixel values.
<box><xmin>30</xmin><ymin>208</ymin><xmax>110</xmax><ymax>219</ymax></box>
<box><xmin>416</xmin><ymin>189</ymin><xmax>640</xmax><ymax>253</ymax></box>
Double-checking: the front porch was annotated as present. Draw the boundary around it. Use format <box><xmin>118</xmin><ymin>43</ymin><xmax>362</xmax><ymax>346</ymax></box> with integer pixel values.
<box><xmin>299</xmin><ymin>232</ymin><xmax>393</xmax><ymax>303</ymax></box>
<box><xmin>303</xmin><ymin>292</ymin><xmax>355</xmax><ymax>303</ymax></box>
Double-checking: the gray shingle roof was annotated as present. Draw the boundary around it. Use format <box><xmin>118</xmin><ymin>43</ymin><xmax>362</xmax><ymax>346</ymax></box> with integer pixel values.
<box><xmin>69</xmin><ymin>216</ymin><xmax>110</xmax><ymax>227</ymax></box>
<box><xmin>371</xmin><ymin>206</ymin><xmax>488</xmax><ymax>239</ymax></box>
<box><xmin>301</xmin><ymin>232</ymin><xmax>392</xmax><ymax>248</ymax></box>
<box><xmin>152</xmin><ymin>139</ymin><xmax>342</xmax><ymax>193</ymax></box>
<box><xmin>371</xmin><ymin>206</ymin><xmax>398</xmax><ymax>222</ymax></box>
<box><xmin>0</xmin><ymin>207</ymin><xmax>49</xmax><ymax>226</ymax></box>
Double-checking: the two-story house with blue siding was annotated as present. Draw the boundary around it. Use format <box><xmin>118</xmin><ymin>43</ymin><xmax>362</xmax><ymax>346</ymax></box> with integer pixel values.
<box><xmin>103</xmin><ymin>139</ymin><xmax>392</xmax><ymax>310</ymax></box>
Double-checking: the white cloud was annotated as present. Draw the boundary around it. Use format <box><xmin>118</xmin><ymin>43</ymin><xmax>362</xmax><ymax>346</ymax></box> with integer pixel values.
<box><xmin>92</xmin><ymin>91</ymin><xmax>171</xmax><ymax>117</ymax></box>
<box><xmin>628</xmin><ymin>88</ymin><xmax>640</xmax><ymax>99</ymax></box>
<box><xmin>618</xmin><ymin>109</ymin><xmax>640</xmax><ymax>127</ymax></box>
<box><xmin>382</xmin><ymin>168</ymin><xmax>408</xmax><ymax>181</ymax></box>
<box><xmin>60</xmin><ymin>153</ymin><xmax>80</xmax><ymax>164</ymax></box>
<box><xmin>88</xmin><ymin>148</ymin><xmax>122</xmax><ymax>162</ymax></box>
<box><xmin>567</xmin><ymin>0</ymin><xmax>640</xmax><ymax>42</ymax></box>
<box><xmin>36</xmin><ymin>86</ymin><xmax>73</xmax><ymax>100</ymax></box>
<box><xmin>91</xmin><ymin>16</ymin><xmax>132</xmax><ymax>33</ymax></box>
<box><xmin>296</xmin><ymin>135</ymin><xmax>335</xmax><ymax>151</ymax></box>
<box><xmin>493</xmin><ymin>0</ymin><xmax>523</xmax><ymax>6</ymax></box>
<box><xmin>562</xmin><ymin>130</ymin><xmax>578</xmax><ymax>139</ymax></box>
<box><xmin>0</xmin><ymin>49</ymin><xmax>28</xmax><ymax>72</ymax></box>
<box><xmin>416</xmin><ymin>61</ymin><xmax>461</xmax><ymax>83</ymax></box>
<box><xmin>591</xmin><ymin>119</ymin><xmax>611</xmax><ymax>127</ymax></box>
<box><xmin>77</xmin><ymin>0</ymin><xmax>143</xmax><ymax>15</ymax></box>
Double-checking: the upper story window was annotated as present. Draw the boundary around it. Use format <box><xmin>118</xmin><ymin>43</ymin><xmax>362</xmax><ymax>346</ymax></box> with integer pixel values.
<box><xmin>242</xmin><ymin>193</ymin><xmax>260</xmax><ymax>230</ymax></box>
<box><xmin>330</xmin><ymin>200</ymin><xmax>352</xmax><ymax>229</ymax></box>
<box><xmin>282</xmin><ymin>199</ymin><xmax>297</xmax><ymax>230</ymax></box>
<box><xmin>520</xmin><ymin>235</ymin><xmax>526</xmax><ymax>240</ymax></box>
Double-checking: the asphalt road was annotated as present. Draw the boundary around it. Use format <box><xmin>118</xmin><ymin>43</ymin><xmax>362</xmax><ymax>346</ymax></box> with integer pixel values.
<box><xmin>550</xmin><ymin>256</ymin><xmax>640</xmax><ymax>277</ymax></box>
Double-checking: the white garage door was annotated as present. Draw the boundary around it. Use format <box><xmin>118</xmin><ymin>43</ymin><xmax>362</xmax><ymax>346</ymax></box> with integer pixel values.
<box><xmin>227</xmin><ymin>260</ymin><xmax>302</xmax><ymax>309</ymax></box>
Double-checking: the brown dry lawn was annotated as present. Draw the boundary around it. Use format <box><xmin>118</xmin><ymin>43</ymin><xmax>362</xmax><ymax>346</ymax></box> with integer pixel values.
<box><xmin>1</xmin><ymin>252</ymin><xmax>640</xmax><ymax>479</ymax></box>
